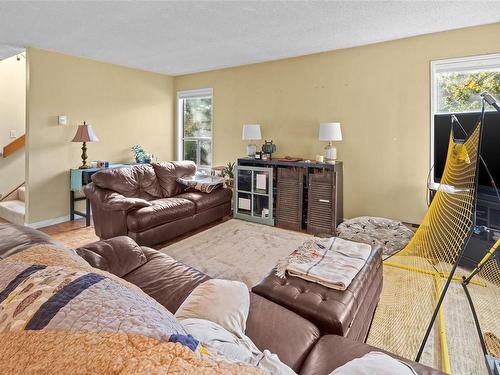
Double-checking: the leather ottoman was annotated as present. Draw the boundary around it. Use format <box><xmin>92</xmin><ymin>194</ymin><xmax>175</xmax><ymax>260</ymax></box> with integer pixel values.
<box><xmin>252</xmin><ymin>244</ymin><xmax>383</xmax><ymax>341</ymax></box>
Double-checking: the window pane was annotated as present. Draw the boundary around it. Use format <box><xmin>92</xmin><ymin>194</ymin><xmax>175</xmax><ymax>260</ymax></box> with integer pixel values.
<box><xmin>199</xmin><ymin>139</ymin><xmax>212</xmax><ymax>166</ymax></box>
<box><xmin>183</xmin><ymin>140</ymin><xmax>197</xmax><ymax>163</ymax></box>
<box><xmin>437</xmin><ymin>69</ymin><xmax>500</xmax><ymax>113</ymax></box>
<box><xmin>183</xmin><ymin>97</ymin><xmax>212</xmax><ymax>137</ymax></box>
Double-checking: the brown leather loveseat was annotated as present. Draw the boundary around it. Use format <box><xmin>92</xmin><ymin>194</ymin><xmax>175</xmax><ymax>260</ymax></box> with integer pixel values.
<box><xmin>84</xmin><ymin>161</ymin><xmax>232</xmax><ymax>246</ymax></box>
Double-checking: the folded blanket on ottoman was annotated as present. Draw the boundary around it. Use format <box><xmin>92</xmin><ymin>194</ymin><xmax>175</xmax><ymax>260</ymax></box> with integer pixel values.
<box><xmin>276</xmin><ymin>237</ymin><xmax>372</xmax><ymax>291</ymax></box>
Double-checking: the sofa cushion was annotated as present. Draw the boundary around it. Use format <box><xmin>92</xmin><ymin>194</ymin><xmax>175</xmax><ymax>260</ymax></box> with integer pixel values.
<box><xmin>299</xmin><ymin>335</ymin><xmax>445</xmax><ymax>375</ymax></box>
<box><xmin>127</xmin><ymin>197</ymin><xmax>195</xmax><ymax>232</ymax></box>
<box><xmin>152</xmin><ymin>161</ymin><xmax>197</xmax><ymax>197</ymax></box>
<box><xmin>175</xmin><ymin>279</ymin><xmax>250</xmax><ymax>339</ymax></box>
<box><xmin>123</xmin><ymin>248</ymin><xmax>210</xmax><ymax>313</ymax></box>
<box><xmin>177</xmin><ymin>187</ymin><xmax>232</xmax><ymax>212</ymax></box>
<box><xmin>246</xmin><ymin>293</ymin><xmax>320</xmax><ymax>373</ymax></box>
<box><xmin>91</xmin><ymin>164</ymin><xmax>162</xmax><ymax>200</ymax></box>
<box><xmin>76</xmin><ymin>236</ymin><xmax>147</xmax><ymax>277</ymax></box>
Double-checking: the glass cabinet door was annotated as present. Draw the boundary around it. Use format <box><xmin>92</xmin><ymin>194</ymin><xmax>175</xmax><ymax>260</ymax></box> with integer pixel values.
<box><xmin>253</xmin><ymin>170</ymin><xmax>270</xmax><ymax>195</ymax></box>
<box><xmin>234</xmin><ymin>166</ymin><xmax>274</xmax><ymax>226</ymax></box>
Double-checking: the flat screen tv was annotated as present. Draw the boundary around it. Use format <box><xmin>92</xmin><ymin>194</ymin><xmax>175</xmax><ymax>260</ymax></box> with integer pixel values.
<box><xmin>433</xmin><ymin>111</ymin><xmax>500</xmax><ymax>199</ymax></box>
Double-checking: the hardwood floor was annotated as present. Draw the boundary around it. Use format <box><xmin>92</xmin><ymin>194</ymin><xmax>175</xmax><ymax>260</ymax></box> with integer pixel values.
<box><xmin>40</xmin><ymin>218</ymin><xmax>100</xmax><ymax>248</ymax></box>
<box><xmin>38</xmin><ymin>215</ymin><xmax>233</xmax><ymax>249</ymax></box>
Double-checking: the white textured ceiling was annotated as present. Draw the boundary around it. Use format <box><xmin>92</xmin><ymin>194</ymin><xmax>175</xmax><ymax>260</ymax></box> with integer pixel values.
<box><xmin>0</xmin><ymin>1</ymin><xmax>499</xmax><ymax>75</ymax></box>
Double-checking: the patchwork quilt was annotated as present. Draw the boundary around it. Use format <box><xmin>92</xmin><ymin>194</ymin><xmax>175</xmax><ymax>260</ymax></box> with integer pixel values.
<box><xmin>0</xmin><ymin>245</ymin><xmax>264</xmax><ymax>374</ymax></box>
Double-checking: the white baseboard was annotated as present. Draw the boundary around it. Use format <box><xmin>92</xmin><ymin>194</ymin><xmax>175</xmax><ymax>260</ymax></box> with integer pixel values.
<box><xmin>28</xmin><ymin>215</ymin><xmax>71</xmax><ymax>229</ymax></box>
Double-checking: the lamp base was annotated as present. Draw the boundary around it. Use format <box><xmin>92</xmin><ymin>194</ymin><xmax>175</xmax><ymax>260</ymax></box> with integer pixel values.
<box><xmin>247</xmin><ymin>144</ymin><xmax>257</xmax><ymax>158</ymax></box>
<box><xmin>324</xmin><ymin>143</ymin><xmax>337</xmax><ymax>161</ymax></box>
<box><xmin>79</xmin><ymin>141</ymin><xmax>90</xmax><ymax>169</ymax></box>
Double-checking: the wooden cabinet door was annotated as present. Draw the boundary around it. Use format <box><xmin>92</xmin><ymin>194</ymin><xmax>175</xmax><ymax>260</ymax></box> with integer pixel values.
<box><xmin>307</xmin><ymin>171</ymin><xmax>336</xmax><ymax>236</ymax></box>
<box><xmin>276</xmin><ymin>168</ymin><xmax>304</xmax><ymax>231</ymax></box>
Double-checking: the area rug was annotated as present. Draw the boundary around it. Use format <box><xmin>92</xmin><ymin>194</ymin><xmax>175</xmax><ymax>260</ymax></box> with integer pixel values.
<box><xmin>160</xmin><ymin>219</ymin><xmax>312</xmax><ymax>287</ymax></box>
<box><xmin>367</xmin><ymin>262</ymin><xmax>490</xmax><ymax>375</ymax></box>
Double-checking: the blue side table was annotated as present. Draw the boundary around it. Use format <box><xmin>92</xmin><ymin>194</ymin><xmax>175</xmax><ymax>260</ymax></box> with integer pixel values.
<box><xmin>69</xmin><ymin>163</ymin><xmax>133</xmax><ymax>226</ymax></box>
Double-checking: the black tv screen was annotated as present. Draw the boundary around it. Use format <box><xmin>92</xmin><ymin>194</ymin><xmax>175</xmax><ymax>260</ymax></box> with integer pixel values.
<box><xmin>433</xmin><ymin>111</ymin><xmax>500</xmax><ymax>197</ymax></box>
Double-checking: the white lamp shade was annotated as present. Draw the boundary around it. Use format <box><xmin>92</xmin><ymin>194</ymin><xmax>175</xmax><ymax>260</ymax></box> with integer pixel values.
<box><xmin>242</xmin><ymin>124</ymin><xmax>262</xmax><ymax>140</ymax></box>
<box><xmin>319</xmin><ymin>122</ymin><xmax>342</xmax><ymax>141</ymax></box>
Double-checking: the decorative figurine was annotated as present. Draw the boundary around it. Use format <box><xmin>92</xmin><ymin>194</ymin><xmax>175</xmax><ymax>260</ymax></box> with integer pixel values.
<box><xmin>261</xmin><ymin>140</ymin><xmax>276</xmax><ymax>160</ymax></box>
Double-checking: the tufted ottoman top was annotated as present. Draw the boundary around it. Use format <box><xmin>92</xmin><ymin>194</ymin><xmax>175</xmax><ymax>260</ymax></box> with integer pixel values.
<box><xmin>252</xmin><ymin>244</ymin><xmax>383</xmax><ymax>338</ymax></box>
<box><xmin>336</xmin><ymin>216</ymin><xmax>414</xmax><ymax>256</ymax></box>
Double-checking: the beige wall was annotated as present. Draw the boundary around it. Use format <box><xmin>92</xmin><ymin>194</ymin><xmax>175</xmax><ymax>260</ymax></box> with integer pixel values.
<box><xmin>26</xmin><ymin>48</ymin><xmax>174</xmax><ymax>224</ymax></box>
<box><xmin>0</xmin><ymin>54</ymin><xmax>26</xmax><ymax>199</ymax></box>
<box><xmin>175</xmin><ymin>23</ymin><xmax>500</xmax><ymax>223</ymax></box>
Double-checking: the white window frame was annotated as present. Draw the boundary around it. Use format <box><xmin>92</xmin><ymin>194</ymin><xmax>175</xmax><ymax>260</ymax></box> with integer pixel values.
<box><xmin>176</xmin><ymin>88</ymin><xmax>213</xmax><ymax>172</ymax></box>
<box><xmin>429</xmin><ymin>53</ymin><xmax>500</xmax><ymax>189</ymax></box>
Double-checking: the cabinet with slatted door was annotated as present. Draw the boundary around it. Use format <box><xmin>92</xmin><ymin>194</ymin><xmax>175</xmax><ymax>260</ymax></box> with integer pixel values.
<box><xmin>307</xmin><ymin>171</ymin><xmax>338</xmax><ymax>236</ymax></box>
<box><xmin>236</xmin><ymin>158</ymin><xmax>343</xmax><ymax>233</ymax></box>
<box><xmin>275</xmin><ymin>168</ymin><xmax>304</xmax><ymax>231</ymax></box>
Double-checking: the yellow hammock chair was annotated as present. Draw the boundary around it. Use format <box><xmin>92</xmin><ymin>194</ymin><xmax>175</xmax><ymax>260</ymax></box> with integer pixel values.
<box><xmin>367</xmin><ymin>116</ymin><xmax>500</xmax><ymax>374</ymax></box>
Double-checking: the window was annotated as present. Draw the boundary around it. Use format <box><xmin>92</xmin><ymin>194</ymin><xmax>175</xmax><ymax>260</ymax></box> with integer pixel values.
<box><xmin>177</xmin><ymin>88</ymin><xmax>213</xmax><ymax>173</ymax></box>
<box><xmin>430</xmin><ymin>54</ymin><xmax>500</xmax><ymax>188</ymax></box>
<box><xmin>432</xmin><ymin>54</ymin><xmax>500</xmax><ymax>114</ymax></box>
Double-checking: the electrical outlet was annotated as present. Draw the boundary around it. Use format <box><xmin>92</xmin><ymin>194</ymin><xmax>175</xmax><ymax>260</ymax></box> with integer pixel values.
<box><xmin>9</xmin><ymin>130</ymin><xmax>16</xmax><ymax>138</ymax></box>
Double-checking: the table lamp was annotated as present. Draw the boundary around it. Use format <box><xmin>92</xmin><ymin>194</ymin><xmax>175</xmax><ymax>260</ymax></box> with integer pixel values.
<box><xmin>242</xmin><ymin>124</ymin><xmax>261</xmax><ymax>158</ymax></box>
<box><xmin>72</xmin><ymin>121</ymin><xmax>99</xmax><ymax>169</ymax></box>
<box><xmin>319</xmin><ymin>122</ymin><xmax>342</xmax><ymax>162</ymax></box>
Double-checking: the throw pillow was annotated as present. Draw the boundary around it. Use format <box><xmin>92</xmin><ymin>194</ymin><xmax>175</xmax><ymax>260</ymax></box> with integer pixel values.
<box><xmin>330</xmin><ymin>352</ymin><xmax>416</xmax><ymax>375</ymax></box>
<box><xmin>152</xmin><ymin>161</ymin><xmax>197</xmax><ymax>197</ymax></box>
<box><xmin>175</xmin><ymin>279</ymin><xmax>249</xmax><ymax>339</ymax></box>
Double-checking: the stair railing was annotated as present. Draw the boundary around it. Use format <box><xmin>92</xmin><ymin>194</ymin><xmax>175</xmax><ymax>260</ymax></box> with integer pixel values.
<box><xmin>0</xmin><ymin>182</ymin><xmax>25</xmax><ymax>202</ymax></box>
<box><xmin>1</xmin><ymin>134</ymin><xmax>25</xmax><ymax>158</ymax></box>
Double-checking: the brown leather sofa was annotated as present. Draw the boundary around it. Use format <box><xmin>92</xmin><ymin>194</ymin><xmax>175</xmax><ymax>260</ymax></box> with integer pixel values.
<box><xmin>83</xmin><ymin>162</ymin><xmax>232</xmax><ymax>246</ymax></box>
<box><xmin>0</xmin><ymin>223</ymin><xmax>443</xmax><ymax>374</ymax></box>
<box><xmin>75</xmin><ymin>237</ymin><xmax>443</xmax><ymax>375</ymax></box>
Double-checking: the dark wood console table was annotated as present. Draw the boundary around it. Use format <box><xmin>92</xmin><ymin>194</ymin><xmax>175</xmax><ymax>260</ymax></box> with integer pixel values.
<box><xmin>237</xmin><ymin>158</ymin><xmax>343</xmax><ymax>235</ymax></box>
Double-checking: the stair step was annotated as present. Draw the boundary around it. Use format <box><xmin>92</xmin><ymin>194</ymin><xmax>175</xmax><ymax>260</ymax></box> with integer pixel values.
<box><xmin>0</xmin><ymin>200</ymin><xmax>25</xmax><ymax>226</ymax></box>
<box><xmin>18</xmin><ymin>186</ymin><xmax>26</xmax><ymax>202</ymax></box>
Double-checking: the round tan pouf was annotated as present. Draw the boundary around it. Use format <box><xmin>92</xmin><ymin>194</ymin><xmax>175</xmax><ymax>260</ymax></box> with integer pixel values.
<box><xmin>336</xmin><ymin>216</ymin><xmax>414</xmax><ymax>256</ymax></box>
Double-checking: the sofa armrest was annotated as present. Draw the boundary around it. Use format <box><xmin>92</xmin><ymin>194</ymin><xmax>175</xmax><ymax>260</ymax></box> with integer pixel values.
<box><xmin>123</xmin><ymin>248</ymin><xmax>210</xmax><ymax>313</ymax></box>
<box><xmin>84</xmin><ymin>183</ymin><xmax>151</xmax><ymax>239</ymax></box>
<box><xmin>298</xmin><ymin>335</ymin><xmax>445</xmax><ymax>375</ymax></box>
<box><xmin>76</xmin><ymin>236</ymin><xmax>147</xmax><ymax>277</ymax></box>
<box><xmin>84</xmin><ymin>183</ymin><xmax>151</xmax><ymax>212</ymax></box>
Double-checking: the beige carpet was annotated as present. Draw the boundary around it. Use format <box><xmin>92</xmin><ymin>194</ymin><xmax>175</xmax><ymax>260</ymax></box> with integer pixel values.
<box><xmin>160</xmin><ymin>219</ymin><xmax>312</xmax><ymax>287</ymax></box>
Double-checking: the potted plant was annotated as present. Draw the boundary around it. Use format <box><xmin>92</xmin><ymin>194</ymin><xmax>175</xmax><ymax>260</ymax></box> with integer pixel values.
<box><xmin>132</xmin><ymin>145</ymin><xmax>151</xmax><ymax>164</ymax></box>
<box><xmin>222</xmin><ymin>162</ymin><xmax>235</xmax><ymax>188</ymax></box>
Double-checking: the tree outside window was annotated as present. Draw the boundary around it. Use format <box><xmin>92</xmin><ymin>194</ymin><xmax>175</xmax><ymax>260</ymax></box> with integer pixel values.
<box><xmin>179</xmin><ymin>92</ymin><xmax>213</xmax><ymax>173</ymax></box>
<box><xmin>437</xmin><ymin>70</ymin><xmax>500</xmax><ymax>113</ymax></box>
